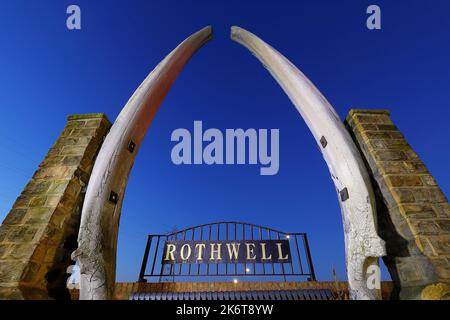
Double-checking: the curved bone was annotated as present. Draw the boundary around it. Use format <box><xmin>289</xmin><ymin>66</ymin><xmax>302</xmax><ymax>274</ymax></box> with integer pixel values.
<box><xmin>231</xmin><ymin>26</ymin><xmax>386</xmax><ymax>300</ymax></box>
<box><xmin>73</xmin><ymin>26</ymin><xmax>213</xmax><ymax>300</ymax></box>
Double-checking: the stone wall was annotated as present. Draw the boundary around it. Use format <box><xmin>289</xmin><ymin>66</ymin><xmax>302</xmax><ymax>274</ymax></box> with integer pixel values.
<box><xmin>69</xmin><ymin>281</ymin><xmax>394</xmax><ymax>300</ymax></box>
<box><xmin>0</xmin><ymin>114</ymin><xmax>111</xmax><ymax>299</ymax></box>
<box><xmin>346</xmin><ymin>109</ymin><xmax>450</xmax><ymax>300</ymax></box>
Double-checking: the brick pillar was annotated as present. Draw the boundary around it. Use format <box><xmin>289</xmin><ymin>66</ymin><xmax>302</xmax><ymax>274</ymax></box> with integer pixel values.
<box><xmin>346</xmin><ymin>109</ymin><xmax>450</xmax><ymax>300</ymax></box>
<box><xmin>0</xmin><ymin>114</ymin><xmax>111</xmax><ymax>299</ymax></box>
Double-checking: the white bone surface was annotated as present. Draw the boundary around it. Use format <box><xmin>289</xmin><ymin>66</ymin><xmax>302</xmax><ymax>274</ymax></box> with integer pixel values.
<box><xmin>73</xmin><ymin>26</ymin><xmax>213</xmax><ymax>300</ymax></box>
<box><xmin>231</xmin><ymin>26</ymin><xmax>386</xmax><ymax>300</ymax></box>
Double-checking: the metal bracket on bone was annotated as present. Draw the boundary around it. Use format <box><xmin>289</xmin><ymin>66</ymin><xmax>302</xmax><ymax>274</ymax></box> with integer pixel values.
<box><xmin>127</xmin><ymin>140</ymin><xmax>136</xmax><ymax>153</ymax></box>
<box><xmin>340</xmin><ymin>188</ymin><xmax>349</xmax><ymax>202</ymax></box>
<box><xmin>109</xmin><ymin>191</ymin><xmax>119</xmax><ymax>204</ymax></box>
<box><xmin>320</xmin><ymin>136</ymin><xmax>328</xmax><ymax>148</ymax></box>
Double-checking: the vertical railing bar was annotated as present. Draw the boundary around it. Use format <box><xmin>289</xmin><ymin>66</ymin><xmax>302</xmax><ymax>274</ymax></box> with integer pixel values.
<box><xmin>268</xmin><ymin>230</ymin><xmax>274</xmax><ymax>275</ymax></box>
<box><xmin>151</xmin><ymin>236</ymin><xmax>160</xmax><ymax>276</ymax></box>
<box><xmin>198</xmin><ymin>226</ymin><xmax>203</xmax><ymax>275</ymax></box>
<box><xmin>287</xmin><ymin>234</ymin><xmax>294</xmax><ymax>276</ymax></box>
<box><xmin>243</xmin><ymin>224</ymin><xmax>246</xmax><ymax>276</ymax></box>
<box><xmin>178</xmin><ymin>231</ymin><xmax>186</xmax><ymax>275</ymax></box>
<box><xmin>259</xmin><ymin>227</ymin><xmax>265</xmax><ymax>275</ymax></box>
<box><xmin>170</xmin><ymin>232</ymin><xmax>177</xmax><ymax>281</ymax></box>
<box><xmin>188</xmin><ymin>228</ymin><xmax>195</xmax><ymax>275</ymax></box>
<box><xmin>225</xmin><ymin>223</ymin><xmax>228</xmax><ymax>275</ymax></box>
<box><xmin>169</xmin><ymin>263</ymin><xmax>173</xmax><ymax>282</ymax></box>
<box><xmin>207</xmin><ymin>225</ymin><xmax>212</xmax><ymax>275</ymax></box>
<box><xmin>303</xmin><ymin>234</ymin><xmax>316</xmax><ymax>281</ymax></box>
<box><xmin>294</xmin><ymin>234</ymin><xmax>304</xmax><ymax>275</ymax></box>
<box><xmin>138</xmin><ymin>235</ymin><xmax>152</xmax><ymax>282</ymax></box>
<box><xmin>158</xmin><ymin>238</ymin><xmax>166</xmax><ymax>282</ymax></box>
<box><xmin>234</xmin><ymin>223</ymin><xmax>237</xmax><ymax>275</ymax></box>
<box><xmin>168</xmin><ymin>233</ymin><xmax>174</xmax><ymax>281</ymax></box>
<box><xmin>217</xmin><ymin>223</ymin><xmax>220</xmax><ymax>275</ymax></box>
<box><xmin>277</xmin><ymin>232</ymin><xmax>287</xmax><ymax>281</ymax></box>
<box><xmin>251</xmin><ymin>225</ymin><xmax>255</xmax><ymax>275</ymax></box>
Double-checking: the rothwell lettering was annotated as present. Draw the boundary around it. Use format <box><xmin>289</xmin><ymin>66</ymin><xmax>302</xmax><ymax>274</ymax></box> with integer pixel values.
<box><xmin>162</xmin><ymin>240</ymin><xmax>291</xmax><ymax>264</ymax></box>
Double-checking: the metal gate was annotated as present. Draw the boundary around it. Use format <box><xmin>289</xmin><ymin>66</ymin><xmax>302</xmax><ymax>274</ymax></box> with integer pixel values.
<box><xmin>138</xmin><ymin>221</ymin><xmax>316</xmax><ymax>282</ymax></box>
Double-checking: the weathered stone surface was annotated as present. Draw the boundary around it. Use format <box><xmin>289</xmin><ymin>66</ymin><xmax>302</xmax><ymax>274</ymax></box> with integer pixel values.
<box><xmin>421</xmin><ymin>283</ymin><xmax>450</xmax><ymax>300</ymax></box>
<box><xmin>346</xmin><ymin>109</ymin><xmax>450</xmax><ymax>300</ymax></box>
<box><xmin>0</xmin><ymin>113</ymin><xmax>111</xmax><ymax>300</ymax></box>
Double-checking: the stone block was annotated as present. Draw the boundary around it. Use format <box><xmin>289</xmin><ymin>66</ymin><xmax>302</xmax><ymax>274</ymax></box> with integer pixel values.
<box><xmin>369</xmin><ymin>139</ymin><xmax>385</xmax><ymax>149</ymax></box>
<box><xmin>375</xmin><ymin>150</ymin><xmax>407</xmax><ymax>161</ymax></box>
<box><xmin>392</xmin><ymin>188</ymin><xmax>415</xmax><ymax>203</ymax></box>
<box><xmin>364</xmin><ymin>132</ymin><xmax>392</xmax><ymax>140</ymax></box>
<box><xmin>24</xmin><ymin>207</ymin><xmax>54</xmax><ymax>225</ymax></box>
<box><xmin>0</xmin><ymin>113</ymin><xmax>111</xmax><ymax>300</ymax></box>
<box><xmin>359</xmin><ymin>123</ymin><xmax>378</xmax><ymax>131</ymax></box>
<box><xmin>433</xmin><ymin>203</ymin><xmax>450</xmax><ymax>218</ymax></box>
<box><xmin>388</xmin><ymin>131</ymin><xmax>405</xmax><ymax>139</ymax></box>
<box><xmin>347</xmin><ymin>109</ymin><xmax>450</xmax><ymax>299</ymax></box>
<box><xmin>380</xmin><ymin>162</ymin><xmax>408</xmax><ymax>175</ymax></box>
<box><xmin>12</xmin><ymin>195</ymin><xmax>31</xmax><ymax>209</ymax></box>
<box><xmin>431</xmin><ymin>259</ymin><xmax>450</xmax><ymax>280</ymax></box>
<box><xmin>0</xmin><ymin>261</ymin><xmax>24</xmax><ymax>284</ymax></box>
<box><xmin>388</xmin><ymin>175</ymin><xmax>422</xmax><ymax>187</ymax></box>
<box><xmin>5</xmin><ymin>225</ymin><xmax>40</xmax><ymax>243</ymax></box>
<box><xmin>24</xmin><ymin>181</ymin><xmax>52</xmax><ymax>195</ymax></box>
<box><xmin>60</xmin><ymin>145</ymin><xmax>87</xmax><ymax>156</ymax></box>
<box><xmin>411</xmin><ymin>188</ymin><xmax>447</xmax><ymax>203</ymax></box>
<box><xmin>0</xmin><ymin>244</ymin><xmax>12</xmax><ymax>259</ymax></box>
<box><xmin>403</xmin><ymin>161</ymin><xmax>428</xmax><ymax>174</ymax></box>
<box><xmin>8</xmin><ymin>243</ymin><xmax>37</xmax><ymax>261</ymax></box>
<box><xmin>62</xmin><ymin>156</ymin><xmax>82</xmax><ymax>167</ymax></box>
<box><xmin>2</xmin><ymin>209</ymin><xmax>27</xmax><ymax>225</ymax></box>
<box><xmin>421</xmin><ymin>175</ymin><xmax>438</xmax><ymax>186</ymax></box>
<box><xmin>409</xmin><ymin>220</ymin><xmax>441</xmax><ymax>236</ymax></box>
<box><xmin>399</xmin><ymin>204</ymin><xmax>436</xmax><ymax>219</ymax></box>
<box><xmin>436</xmin><ymin>220</ymin><xmax>450</xmax><ymax>232</ymax></box>
<box><xmin>0</xmin><ymin>287</ymin><xmax>24</xmax><ymax>300</ymax></box>
<box><xmin>377</xmin><ymin>124</ymin><xmax>398</xmax><ymax>131</ymax></box>
<box><xmin>383</xmin><ymin>139</ymin><xmax>409</xmax><ymax>149</ymax></box>
<box><xmin>417</xmin><ymin>235</ymin><xmax>450</xmax><ymax>257</ymax></box>
<box><xmin>46</xmin><ymin>180</ymin><xmax>70</xmax><ymax>195</ymax></box>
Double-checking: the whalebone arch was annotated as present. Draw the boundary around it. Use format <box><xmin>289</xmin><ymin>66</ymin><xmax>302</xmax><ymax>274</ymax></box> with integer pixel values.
<box><xmin>75</xmin><ymin>25</ymin><xmax>385</xmax><ymax>300</ymax></box>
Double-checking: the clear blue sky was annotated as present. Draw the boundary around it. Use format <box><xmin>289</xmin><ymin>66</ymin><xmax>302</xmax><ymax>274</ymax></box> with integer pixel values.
<box><xmin>0</xmin><ymin>0</ymin><xmax>449</xmax><ymax>282</ymax></box>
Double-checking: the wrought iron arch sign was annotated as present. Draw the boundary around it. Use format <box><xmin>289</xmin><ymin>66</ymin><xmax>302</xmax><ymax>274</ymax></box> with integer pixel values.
<box><xmin>74</xmin><ymin>26</ymin><xmax>386</xmax><ymax>300</ymax></box>
<box><xmin>138</xmin><ymin>221</ymin><xmax>316</xmax><ymax>283</ymax></box>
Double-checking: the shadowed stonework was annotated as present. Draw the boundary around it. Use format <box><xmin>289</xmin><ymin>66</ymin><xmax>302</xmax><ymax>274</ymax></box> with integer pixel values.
<box><xmin>346</xmin><ymin>109</ymin><xmax>450</xmax><ymax>300</ymax></box>
<box><xmin>0</xmin><ymin>114</ymin><xmax>111</xmax><ymax>299</ymax></box>
<box><xmin>69</xmin><ymin>281</ymin><xmax>394</xmax><ymax>300</ymax></box>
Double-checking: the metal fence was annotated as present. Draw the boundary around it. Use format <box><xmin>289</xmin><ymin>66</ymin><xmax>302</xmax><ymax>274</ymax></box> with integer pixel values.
<box><xmin>138</xmin><ymin>221</ymin><xmax>316</xmax><ymax>282</ymax></box>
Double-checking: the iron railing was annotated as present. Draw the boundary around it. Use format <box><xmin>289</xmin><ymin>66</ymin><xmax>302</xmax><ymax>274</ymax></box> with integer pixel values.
<box><xmin>138</xmin><ymin>221</ymin><xmax>316</xmax><ymax>282</ymax></box>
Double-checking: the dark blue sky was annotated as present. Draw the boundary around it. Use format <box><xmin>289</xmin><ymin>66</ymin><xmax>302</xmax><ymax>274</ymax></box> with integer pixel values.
<box><xmin>0</xmin><ymin>0</ymin><xmax>449</xmax><ymax>282</ymax></box>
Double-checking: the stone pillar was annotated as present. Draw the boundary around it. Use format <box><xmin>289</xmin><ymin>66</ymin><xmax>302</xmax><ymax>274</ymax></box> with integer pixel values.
<box><xmin>0</xmin><ymin>114</ymin><xmax>111</xmax><ymax>299</ymax></box>
<box><xmin>346</xmin><ymin>109</ymin><xmax>450</xmax><ymax>300</ymax></box>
